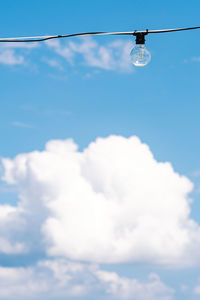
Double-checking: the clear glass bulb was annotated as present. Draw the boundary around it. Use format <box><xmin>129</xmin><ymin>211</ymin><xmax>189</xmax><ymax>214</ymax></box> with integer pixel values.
<box><xmin>130</xmin><ymin>44</ymin><xmax>151</xmax><ymax>67</ymax></box>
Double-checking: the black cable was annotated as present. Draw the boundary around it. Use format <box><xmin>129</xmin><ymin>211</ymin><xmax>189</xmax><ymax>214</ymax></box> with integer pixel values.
<box><xmin>138</xmin><ymin>26</ymin><xmax>200</xmax><ymax>34</ymax></box>
<box><xmin>0</xmin><ymin>26</ymin><xmax>200</xmax><ymax>43</ymax></box>
<box><xmin>0</xmin><ymin>32</ymin><xmax>133</xmax><ymax>43</ymax></box>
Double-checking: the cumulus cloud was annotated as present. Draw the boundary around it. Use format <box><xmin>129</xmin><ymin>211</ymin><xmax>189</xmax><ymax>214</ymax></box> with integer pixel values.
<box><xmin>0</xmin><ymin>259</ymin><xmax>89</xmax><ymax>299</ymax></box>
<box><xmin>1</xmin><ymin>135</ymin><xmax>200</xmax><ymax>267</ymax></box>
<box><xmin>96</xmin><ymin>270</ymin><xmax>174</xmax><ymax>300</ymax></box>
<box><xmin>0</xmin><ymin>259</ymin><xmax>173</xmax><ymax>300</ymax></box>
<box><xmin>46</xmin><ymin>37</ymin><xmax>133</xmax><ymax>72</ymax></box>
<box><xmin>0</xmin><ymin>205</ymin><xmax>26</xmax><ymax>254</ymax></box>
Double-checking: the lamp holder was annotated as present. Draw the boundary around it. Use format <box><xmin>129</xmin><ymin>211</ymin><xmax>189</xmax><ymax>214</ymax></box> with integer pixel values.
<box><xmin>133</xmin><ymin>30</ymin><xmax>149</xmax><ymax>45</ymax></box>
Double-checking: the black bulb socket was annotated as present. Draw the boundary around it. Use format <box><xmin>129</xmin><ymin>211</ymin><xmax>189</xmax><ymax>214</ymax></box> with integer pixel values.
<box><xmin>133</xmin><ymin>30</ymin><xmax>149</xmax><ymax>45</ymax></box>
<box><xmin>136</xmin><ymin>33</ymin><xmax>145</xmax><ymax>44</ymax></box>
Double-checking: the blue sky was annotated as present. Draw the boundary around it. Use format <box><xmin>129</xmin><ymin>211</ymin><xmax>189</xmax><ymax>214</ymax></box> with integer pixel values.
<box><xmin>1</xmin><ymin>1</ymin><xmax>200</xmax><ymax>299</ymax></box>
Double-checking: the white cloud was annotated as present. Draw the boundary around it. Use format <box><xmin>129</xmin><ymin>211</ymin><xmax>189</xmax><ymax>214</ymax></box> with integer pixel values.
<box><xmin>46</xmin><ymin>37</ymin><xmax>133</xmax><ymax>72</ymax></box>
<box><xmin>192</xmin><ymin>57</ymin><xmax>200</xmax><ymax>62</ymax></box>
<box><xmin>42</xmin><ymin>57</ymin><xmax>64</xmax><ymax>70</ymax></box>
<box><xmin>12</xmin><ymin>121</ymin><xmax>34</xmax><ymax>128</ymax></box>
<box><xmin>194</xmin><ymin>285</ymin><xmax>200</xmax><ymax>294</ymax></box>
<box><xmin>0</xmin><ymin>259</ymin><xmax>173</xmax><ymax>300</ymax></box>
<box><xmin>2</xmin><ymin>135</ymin><xmax>200</xmax><ymax>267</ymax></box>
<box><xmin>184</xmin><ymin>57</ymin><xmax>200</xmax><ymax>64</ymax></box>
<box><xmin>0</xmin><ymin>37</ymin><xmax>133</xmax><ymax>70</ymax></box>
<box><xmin>45</xmin><ymin>109</ymin><xmax>72</xmax><ymax>116</ymax></box>
<box><xmin>96</xmin><ymin>270</ymin><xmax>174</xmax><ymax>300</ymax></box>
<box><xmin>46</xmin><ymin>39</ymin><xmax>75</xmax><ymax>63</ymax></box>
<box><xmin>0</xmin><ymin>259</ymin><xmax>89</xmax><ymax>299</ymax></box>
<box><xmin>194</xmin><ymin>279</ymin><xmax>200</xmax><ymax>295</ymax></box>
<box><xmin>0</xmin><ymin>205</ymin><xmax>26</xmax><ymax>254</ymax></box>
<box><xmin>0</xmin><ymin>42</ymin><xmax>39</xmax><ymax>66</ymax></box>
<box><xmin>180</xmin><ymin>284</ymin><xmax>188</xmax><ymax>291</ymax></box>
<box><xmin>1</xmin><ymin>42</ymin><xmax>39</xmax><ymax>49</ymax></box>
<box><xmin>0</xmin><ymin>49</ymin><xmax>24</xmax><ymax>65</ymax></box>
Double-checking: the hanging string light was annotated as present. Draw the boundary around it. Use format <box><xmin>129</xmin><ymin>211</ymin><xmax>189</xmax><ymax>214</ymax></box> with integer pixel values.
<box><xmin>130</xmin><ymin>31</ymin><xmax>151</xmax><ymax>66</ymax></box>
<box><xmin>0</xmin><ymin>26</ymin><xmax>200</xmax><ymax>67</ymax></box>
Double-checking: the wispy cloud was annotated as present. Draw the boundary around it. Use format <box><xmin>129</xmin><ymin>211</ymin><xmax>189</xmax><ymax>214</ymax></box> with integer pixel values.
<box><xmin>12</xmin><ymin>121</ymin><xmax>34</xmax><ymax>129</ymax></box>
<box><xmin>0</xmin><ymin>37</ymin><xmax>133</xmax><ymax>71</ymax></box>
<box><xmin>42</xmin><ymin>57</ymin><xmax>64</xmax><ymax>70</ymax></box>
<box><xmin>20</xmin><ymin>105</ymin><xmax>72</xmax><ymax>117</ymax></box>
<box><xmin>45</xmin><ymin>109</ymin><xmax>72</xmax><ymax>116</ymax></box>
<box><xmin>46</xmin><ymin>37</ymin><xmax>134</xmax><ymax>72</ymax></box>
<box><xmin>0</xmin><ymin>42</ymin><xmax>40</xmax><ymax>66</ymax></box>
<box><xmin>190</xmin><ymin>169</ymin><xmax>200</xmax><ymax>178</ymax></box>
<box><xmin>192</xmin><ymin>57</ymin><xmax>200</xmax><ymax>62</ymax></box>
<box><xmin>0</xmin><ymin>49</ymin><xmax>24</xmax><ymax>65</ymax></box>
<box><xmin>194</xmin><ymin>280</ymin><xmax>200</xmax><ymax>295</ymax></box>
<box><xmin>184</xmin><ymin>56</ymin><xmax>200</xmax><ymax>64</ymax></box>
<box><xmin>1</xmin><ymin>42</ymin><xmax>39</xmax><ymax>49</ymax></box>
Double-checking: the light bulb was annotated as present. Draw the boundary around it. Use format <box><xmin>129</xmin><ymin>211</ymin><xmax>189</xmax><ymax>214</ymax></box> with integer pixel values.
<box><xmin>130</xmin><ymin>44</ymin><xmax>151</xmax><ymax>67</ymax></box>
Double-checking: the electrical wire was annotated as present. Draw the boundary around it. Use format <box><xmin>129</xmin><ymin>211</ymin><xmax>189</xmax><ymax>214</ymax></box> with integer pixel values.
<box><xmin>0</xmin><ymin>26</ymin><xmax>200</xmax><ymax>43</ymax></box>
<box><xmin>0</xmin><ymin>32</ymin><xmax>132</xmax><ymax>42</ymax></box>
<box><xmin>139</xmin><ymin>26</ymin><xmax>200</xmax><ymax>34</ymax></box>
